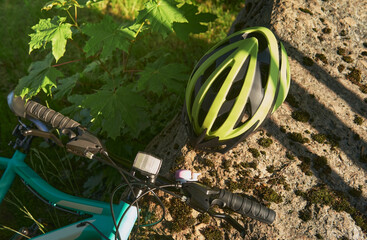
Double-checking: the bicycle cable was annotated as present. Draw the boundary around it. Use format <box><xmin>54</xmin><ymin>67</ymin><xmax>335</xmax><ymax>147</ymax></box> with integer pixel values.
<box><xmin>76</xmin><ymin>221</ymin><xmax>109</xmax><ymax>240</ymax></box>
<box><xmin>100</xmin><ymin>151</ymin><xmax>141</xmax><ymax>240</ymax></box>
<box><xmin>116</xmin><ymin>184</ymin><xmax>177</xmax><ymax>240</ymax></box>
<box><xmin>95</xmin><ymin>153</ymin><xmax>183</xmax><ymax>240</ymax></box>
<box><xmin>109</xmin><ymin>182</ymin><xmax>167</xmax><ymax>240</ymax></box>
<box><xmin>94</xmin><ymin>152</ymin><xmax>183</xmax><ymax>198</ymax></box>
<box><xmin>138</xmin><ymin>190</ymin><xmax>166</xmax><ymax>227</ymax></box>
<box><xmin>21</xmin><ymin>178</ymin><xmax>81</xmax><ymax>216</ymax></box>
<box><xmin>109</xmin><ymin>183</ymin><xmax>142</xmax><ymax>240</ymax></box>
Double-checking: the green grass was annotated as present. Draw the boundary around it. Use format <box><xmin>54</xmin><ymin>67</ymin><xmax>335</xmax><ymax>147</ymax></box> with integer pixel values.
<box><xmin>0</xmin><ymin>0</ymin><xmax>239</xmax><ymax>237</ymax></box>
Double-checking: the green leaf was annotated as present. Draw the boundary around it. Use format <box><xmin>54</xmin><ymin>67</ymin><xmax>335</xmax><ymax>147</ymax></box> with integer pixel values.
<box><xmin>43</xmin><ymin>0</ymin><xmax>102</xmax><ymax>11</ymax></box>
<box><xmin>14</xmin><ymin>54</ymin><xmax>63</xmax><ymax>99</ymax></box>
<box><xmin>82</xmin><ymin>61</ymin><xmax>100</xmax><ymax>74</ymax></box>
<box><xmin>61</xmin><ymin>94</ymin><xmax>93</xmax><ymax>126</ymax></box>
<box><xmin>54</xmin><ymin>73</ymin><xmax>79</xmax><ymax>99</ymax></box>
<box><xmin>136</xmin><ymin>0</ymin><xmax>187</xmax><ymax>38</ymax></box>
<box><xmin>173</xmin><ymin>3</ymin><xmax>217</xmax><ymax>40</ymax></box>
<box><xmin>29</xmin><ymin>17</ymin><xmax>73</xmax><ymax>62</ymax></box>
<box><xmin>137</xmin><ymin>58</ymin><xmax>188</xmax><ymax>96</ymax></box>
<box><xmin>83</xmin><ymin>86</ymin><xmax>149</xmax><ymax>139</ymax></box>
<box><xmin>83</xmin><ymin>16</ymin><xmax>135</xmax><ymax>58</ymax></box>
<box><xmin>43</xmin><ymin>0</ymin><xmax>75</xmax><ymax>11</ymax></box>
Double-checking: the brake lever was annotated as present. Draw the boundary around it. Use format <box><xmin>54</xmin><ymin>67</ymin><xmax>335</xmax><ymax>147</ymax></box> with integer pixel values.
<box><xmin>180</xmin><ymin>180</ymin><xmax>246</xmax><ymax>236</ymax></box>
<box><xmin>65</xmin><ymin>126</ymin><xmax>104</xmax><ymax>159</ymax></box>
<box><xmin>23</xmin><ymin>129</ymin><xmax>63</xmax><ymax>147</ymax></box>
<box><xmin>207</xmin><ymin>209</ymin><xmax>246</xmax><ymax>237</ymax></box>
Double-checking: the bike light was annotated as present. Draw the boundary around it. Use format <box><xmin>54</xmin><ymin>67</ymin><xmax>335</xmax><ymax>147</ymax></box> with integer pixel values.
<box><xmin>132</xmin><ymin>152</ymin><xmax>162</xmax><ymax>180</ymax></box>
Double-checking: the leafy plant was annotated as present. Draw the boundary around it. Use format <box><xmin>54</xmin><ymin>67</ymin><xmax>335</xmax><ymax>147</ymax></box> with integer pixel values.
<box><xmin>15</xmin><ymin>0</ymin><xmax>217</xmax><ymax>143</ymax></box>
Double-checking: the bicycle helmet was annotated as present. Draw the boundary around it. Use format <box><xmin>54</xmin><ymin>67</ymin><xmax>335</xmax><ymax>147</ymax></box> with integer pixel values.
<box><xmin>183</xmin><ymin>26</ymin><xmax>291</xmax><ymax>153</ymax></box>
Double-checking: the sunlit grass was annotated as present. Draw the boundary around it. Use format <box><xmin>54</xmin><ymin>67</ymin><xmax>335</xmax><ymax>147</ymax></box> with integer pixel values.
<box><xmin>0</xmin><ymin>225</ymin><xmax>31</xmax><ymax>239</ymax></box>
<box><xmin>2</xmin><ymin>191</ymin><xmax>46</xmax><ymax>236</ymax></box>
<box><xmin>29</xmin><ymin>148</ymin><xmax>80</xmax><ymax>196</ymax></box>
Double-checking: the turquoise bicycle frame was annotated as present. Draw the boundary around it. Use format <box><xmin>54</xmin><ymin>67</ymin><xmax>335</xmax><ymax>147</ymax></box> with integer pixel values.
<box><xmin>0</xmin><ymin>150</ymin><xmax>137</xmax><ymax>240</ymax></box>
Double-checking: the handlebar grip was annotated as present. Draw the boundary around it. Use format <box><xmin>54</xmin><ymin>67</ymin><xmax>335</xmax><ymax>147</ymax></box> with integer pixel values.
<box><xmin>215</xmin><ymin>189</ymin><xmax>276</xmax><ymax>224</ymax></box>
<box><xmin>25</xmin><ymin>100</ymin><xmax>80</xmax><ymax>129</ymax></box>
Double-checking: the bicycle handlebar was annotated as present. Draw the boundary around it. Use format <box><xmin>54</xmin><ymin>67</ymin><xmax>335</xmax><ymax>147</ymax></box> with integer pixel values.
<box><xmin>8</xmin><ymin>92</ymin><xmax>80</xmax><ymax>130</ymax></box>
<box><xmin>181</xmin><ymin>181</ymin><xmax>275</xmax><ymax>226</ymax></box>
<box><xmin>8</xmin><ymin>93</ymin><xmax>104</xmax><ymax>158</ymax></box>
<box><xmin>213</xmin><ymin>189</ymin><xmax>275</xmax><ymax>224</ymax></box>
<box><xmin>25</xmin><ymin>100</ymin><xmax>80</xmax><ymax>129</ymax></box>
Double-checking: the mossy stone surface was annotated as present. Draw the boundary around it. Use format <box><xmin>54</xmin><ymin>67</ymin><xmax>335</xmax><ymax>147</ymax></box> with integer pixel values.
<box><xmin>348</xmin><ymin>188</ymin><xmax>362</xmax><ymax>198</ymax></box>
<box><xmin>340</xmin><ymin>30</ymin><xmax>348</xmax><ymax>36</ymax></box>
<box><xmin>353</xmin><ymin>115</ymin><xmax>363</xmax><ymax>125</ymax></box>
<box><xmin>315</xmin><ymin>233</ymin><xmax>324</xmax><ymax>239</ymax></box>
<box><xmin>240</xmin><ymin>161</ymin><xmax>257</xmax><ymax>169</ymax></box>
<box><xmin>292</xmin><ymin>110</ymin><xmax>310</xmax><ymax>122</ymax></box>
<box><xmin>311</xmin><ymin>133</ymin><xmax>327</xmax><ymax>143</ymax></box>
<box><xmin>315</xmin><ymin>53</ymin><xmax>328</xmax><ymax>64</ymax></box>
<box><xmin>248</xmin><ymin>147</ymin><xmax>260</xmax><ymax>158</ymax></box>
<box><xmin>299</xmin><ymin>8</ymin><xmax>313</xmax><ymax>15</ymax></box>
<box><xmin>322</xmin><ymin>27</ymin><xmax>331</xmax><ymax>34</ymax></box>
<box><xmin>169</xmin><ymin>198</ymin><xmax>196</xmax><ymax>232</ymax></box>
<box><xmin>288</xmin><ymin>132</ymin><xmax>310</xmax><ymax>144</ymax></box>
<box><xmin>299</xmin><ymin>207</ymin><xmax>312</xmax><ymax>221</ymax></box>
<box><xmin>299</xmin><ymin>156</ymin><xmax>313</xmax><ymax>176</ymax></box>
<box><xmin>203</xmin><ymin>158</ymin><xmax>215</xmax><ymax>168</ymax></box>
<box><xmin>201</xmin><ymin>226</ymin><xmax>223</xmax><ymax>240</ymax></box>
<box><xmin>337</xmin><ymin>47</ymin><xmax>346</xmax><ymax>55</ymax></box>
<box><xmin>342</xmin><ymin>55</ymin><xmax>353</xmax><ymax>63</ymax></box>
<box><xmin>286</xmin><ymin>152</ymin><xmax>295</xmax><ymax>160</ymax></box>
<box><xmin>197</xmin><ymin>213</ymin><xmax>211</xmax><ymax>224</ymax></box>
<box><xmin>266</xmin><ymin>165</ymin><xmax>275</xmax><ymax>173</ymax></box>
<box><xmin>303</xmin><ymin>56</ymin><xmax>314</xmax><ymax>66</ymax></box>
<box><xmin>255</xmin><ymin>185</ymin><xmax>283</xmax><ymax>203</ymax></box>
<box><xmin>257</xmin><ymin>137</ymin><xmax>273</xmax><ymax>147</ymax></box>
<box><xmin>285</xmin><ymin>94</ymin><xmax>299</xmax><ymax>107</ymax></box>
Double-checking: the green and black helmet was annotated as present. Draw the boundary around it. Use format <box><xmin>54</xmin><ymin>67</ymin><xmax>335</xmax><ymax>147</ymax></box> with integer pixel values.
<box><xmin>183</xmin><ymin>26</ymin><xmax>291</xmax><ymax>153</ymax></box>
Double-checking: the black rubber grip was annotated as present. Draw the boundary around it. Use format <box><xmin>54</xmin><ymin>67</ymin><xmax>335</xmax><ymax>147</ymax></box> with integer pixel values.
<box><xmin>217</xmin><ymin>189</ymin><xmax>276</xmax><ymax>224</ymax></box>
<box><xmin>25</xmin><ymin>100</ymin><xmax>80</xmax><ymax>129</ymax></box>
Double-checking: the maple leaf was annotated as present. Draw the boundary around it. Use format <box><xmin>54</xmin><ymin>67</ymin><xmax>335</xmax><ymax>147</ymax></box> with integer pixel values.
<box><xmin>83</xmin><ymin>86</ymin><xmax>149</xmax><ymax>139</ymax></box>
<box><xmin>136</xmin><ymin>0</ymin><xmax>187</xmax><ymax>38</ymax></box>
<box><xmin>43</xmin><ymin>0</ymin><xmax>76</xmax><ymax>11</ymax></box>
<box><xmin>173</xmin><ymin>3</ymin><xmax>217</xmax><ymax>40</ymax></box>
<box><xmin>43</xmin><ymin>0</ymin><xmax>102</xmax><ymax>11</ymax></box>
<box><xmin>83</xmin><ymin>16</ymin><xmax>135</xmax><ymax>58</ymax></box>
<box><xmin>29</xmin><ymin>16</ymin><xmax>73</xmax><ymax>62</ymax></box>
<box><xmin>137</xmin><ymin>58</ymin><xmax>188</xmax><ymax>96</ymax></box>
<box><xmin>15</xmin><ymin>54</ymin><xmax>63</xmax><ymax>99</ymax></box>
<box><xmin>53</xmin><ymin>73</ymin><xmax>79</xmax><ymax>99</ymax></box>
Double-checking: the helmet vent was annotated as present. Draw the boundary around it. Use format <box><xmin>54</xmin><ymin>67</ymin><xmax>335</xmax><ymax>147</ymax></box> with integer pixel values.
<box><xmin>246</xmin><ymin>32</ymin><xmax>268</xmax><ymax>52</ymax></box>
<box><xmin>260</xmin><ymin>62</ymin><xmax>269</xmax><ymax>88</ymax></box>
<box><xmin>198</xmin><ymin>66</ymin><xmax>232</xmax><ymax>127</ymax></box>
<box><xmin>191</xmin><ymin>40</ymin><xmax>232</xmax><ymax>78</ymax></box>
<box><xmin>212</xmin><ymin>67</ymin><xmax>232</xmax><ymax>92</ymax></box>
<box><xmin>233</xmin><ymin>101</ymin><xmax>252</xmax><ymax>129</ymax></box>
<box><xmin>226</xmin><ymin>81</ymin><xmax>242</xmax><ymax>101</ymax></box>
<box><xmin>198</xmin><ymin>107</ymin><xmax>208</xmax><ymax>128</ymax></box>
<box><xmin>201</xmin><ymin>61</ymin><xmax>217</xmax><ymax>85</ymax></box>
<box><xmin>229</xmin><ymin>33</ymin><xmax>245</xmax><ymax>43</ymax></box>
<box><xmin>215</xmin><ymin>49</ymin><xmax>236</xmax><ymax>67</ymax></box>
<box><xmin>226</xmin><ymin>57</ymin><xmax>250</xmax><ymax>101</ymax></box>
<box><xmin>211</xmin><ymin>111</ymin><xmax>230</xmax><ymax>132</ymax></box>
